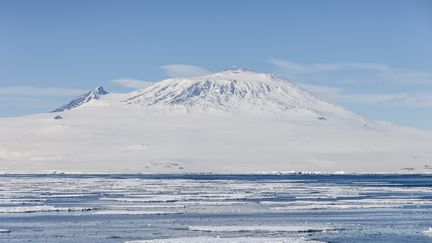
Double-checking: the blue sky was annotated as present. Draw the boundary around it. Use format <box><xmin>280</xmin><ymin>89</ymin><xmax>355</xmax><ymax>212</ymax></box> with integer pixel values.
<box><xmin>1</xmin><ymin>0</ymin><xmax>431</xmax><ymax>129</ymax></box>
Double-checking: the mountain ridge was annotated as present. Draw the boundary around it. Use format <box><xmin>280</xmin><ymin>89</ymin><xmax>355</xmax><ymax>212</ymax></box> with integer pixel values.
<box><xmin>57</xmin><ymin>69</ymin><xmax>359</xmax><ymax>121</ymax></box>
<box><xmin>52</xmin><ymin>86</ymin><xmax>109</xmax><ymax>112</ymax></box>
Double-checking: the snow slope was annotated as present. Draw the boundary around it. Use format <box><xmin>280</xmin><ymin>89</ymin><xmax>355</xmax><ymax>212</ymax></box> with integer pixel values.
<box><xmin>1</xmin><ymin>69</ymin><xmax>431</xmax><ymax>173</ymax></box>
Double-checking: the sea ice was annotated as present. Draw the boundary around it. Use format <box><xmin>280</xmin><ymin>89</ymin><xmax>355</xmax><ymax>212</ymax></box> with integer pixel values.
<box><xmin>424</xmin><ymin>228</ymin><xmax>432</xmax><ymax>235</ymax></box>
<box><xmin>124</xmin><ymin>236</ymin><xmax>323</xmax><ymax>243</ymax></box>
<box><xmin>188</xmin><ymin>225</ymin><xmax>338</xmax><ymax>233</ymax></box>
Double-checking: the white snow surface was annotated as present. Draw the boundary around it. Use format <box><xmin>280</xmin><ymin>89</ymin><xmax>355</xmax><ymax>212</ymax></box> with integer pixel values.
<box><xmin>1</xmin><ymin>69</ymin><xmax>432</xmax><ymax>173</ymax></box>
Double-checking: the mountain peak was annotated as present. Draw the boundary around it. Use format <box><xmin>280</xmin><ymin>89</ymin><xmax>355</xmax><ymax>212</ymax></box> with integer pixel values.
<box><xmin>220</xmin><ymin>67</ymin><xmax>253</xmax><ymax>73</ymax></box>
<box><xmin>52</xmin><ymin>86</ymin><xmax>108</xmax><ymax>112</ymax></box>
<box><xmin>208</xmin><ymin>67</ymin><xmax>264</xmax><ymax>76</ymax></box>
<box><xmin>199</xmin><ymin>68</ymin><xmax>280</xmax><ymax>84</ymax></box>
<box><xmin>124</xmin><ymin>69</ymin><xmax>345</xmax><ymax>115</ymax></box>
<box><xmin>93</xmin><ymin>86</ymin><xmax>109</xmax><ymax>95</ymax></box>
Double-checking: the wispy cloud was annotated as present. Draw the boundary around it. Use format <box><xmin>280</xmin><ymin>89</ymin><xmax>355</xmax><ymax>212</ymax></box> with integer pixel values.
<box><xmin>0</xmin><ymin>96</ymin><xmax>56</xmax><ymax>106</ymax></box>
<box><xmin>160</xmin><ymin>64</ymin><xmax>210</xmax><ymax>77</ymax></box>
<box><xmin>298</xmin><ymin>84</ymin><xmax>344</xmax><ymax>95</ymax></box>
<box><xmin>269</xmin><ymin>59</ymin><xmax>432</xmax><ymax>84</ymax></box>
<box><xmin>0</xmin><ymin>86</ymin><xmax>86</xmax><ymax>97</ymax></box>
<box><xmin>299</xmin><ymin>83</ymin><xmax>432</xmax><ymax>108</ymax></box>
<box><xmin>111</xmin><ymin>79</ymin><xmax>154</xmax><ymax>89</ymax></box>
<box><xmin>269</xmin><ymin>59</ymin><xmax>390</xmax><ymax>73</ymax></box>
<box><xmin>343</xmin><ymin>93</ymin><xmax>432</xmax><ymax>107</ymax></box>
<box><xmin>377</xmin><ymin>70</ymin><xmax>432</xmax><ymax>84</ymax></box>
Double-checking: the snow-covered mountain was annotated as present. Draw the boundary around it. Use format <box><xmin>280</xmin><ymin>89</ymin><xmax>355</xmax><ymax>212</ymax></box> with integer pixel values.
<box><xmin>52</xmin><ymin>86</ymin><xmax>108</xmax><ymax>112</ymax></box>
<box><xmin>1</xmin><ymin>69</ymin><xmax>431</xmax><ymax>173</ymax></box>
<box><xmin>124</xmin><ymin>68</ymin><xmax>352</xmax><ymax>117</ymax></box>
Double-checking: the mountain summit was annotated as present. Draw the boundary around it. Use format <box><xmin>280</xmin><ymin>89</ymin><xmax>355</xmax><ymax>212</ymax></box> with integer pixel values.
<box><xmin>124</xmin><ymin>69</ymin><xmax>350</xmax><ymax>118</ymax></box>
<box><xmin>52</xmin><ymin>86</ymin><xmax>108</xmax><ymax>112</ymax></box>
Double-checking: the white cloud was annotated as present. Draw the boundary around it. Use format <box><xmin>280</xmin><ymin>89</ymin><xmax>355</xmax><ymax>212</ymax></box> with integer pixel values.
<box><xmin>298</xmin><ymin>83</ymin><xmax>344</xmax><ymax>95</ymax></box>
<box><xmin>269</xmin><ymin>59</ymin><xmax>391</xmax><ymax>73</ymax></box>
<box><xmin>345</xmin><ymin>93</ymin><xmax>432</xmax><ymax>107</ymax></box>
<box><xmin>111</xmin><ymin>79</ymin><xmax>154</xmax><ymax>89</ymax></box>
<box><xmin>377</xmin><ymin>70</ymin><xmax>432</xmax><ymax>84</ymax></box>
<box><xmin>0</xmin><ymin>86</ymin><xmax>86</xmax><ymax>97</ymax></box>
<box><xmin>299</xmin><ymin>83</ymin><xmax>432</xmax><ymax>108</ymax></box>
<box><xmin>269</xmin><ymin>58</ymin><xmax>432</xmax><ymax>84</ymax></box>
<box><xmin>0</xmin><ymin>96</ymin><xmax>57</xmax><ymax>106</ymax></box>
<box><xmin>160</xmin><ymin>64</ymin><xmax>210</xmax><ymax>77</ymax></box>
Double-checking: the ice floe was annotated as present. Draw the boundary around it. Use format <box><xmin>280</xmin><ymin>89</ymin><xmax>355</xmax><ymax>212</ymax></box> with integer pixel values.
<box><xmin>0</xmin><ymin>205</ymin><xmax>99</xmax><ymax>213</ymax></box>
<box><xmin>188</xmin><ymin>225</ymin><xmax>339</xmax><ymax>233</ymax></box>
<box><xmin>424</xmin><ymin>227</ymin><xmax>432</xmax><ymax>235</ymax></box>
<box><xmin>93</xmin><ymin>210</ymin><xmax>183</xmax><ymax>215</ymax></box>
<box><xmin>125</xmin><ymin>236</ymin><xmax>323</xmax><ymax>243</ymax></box>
